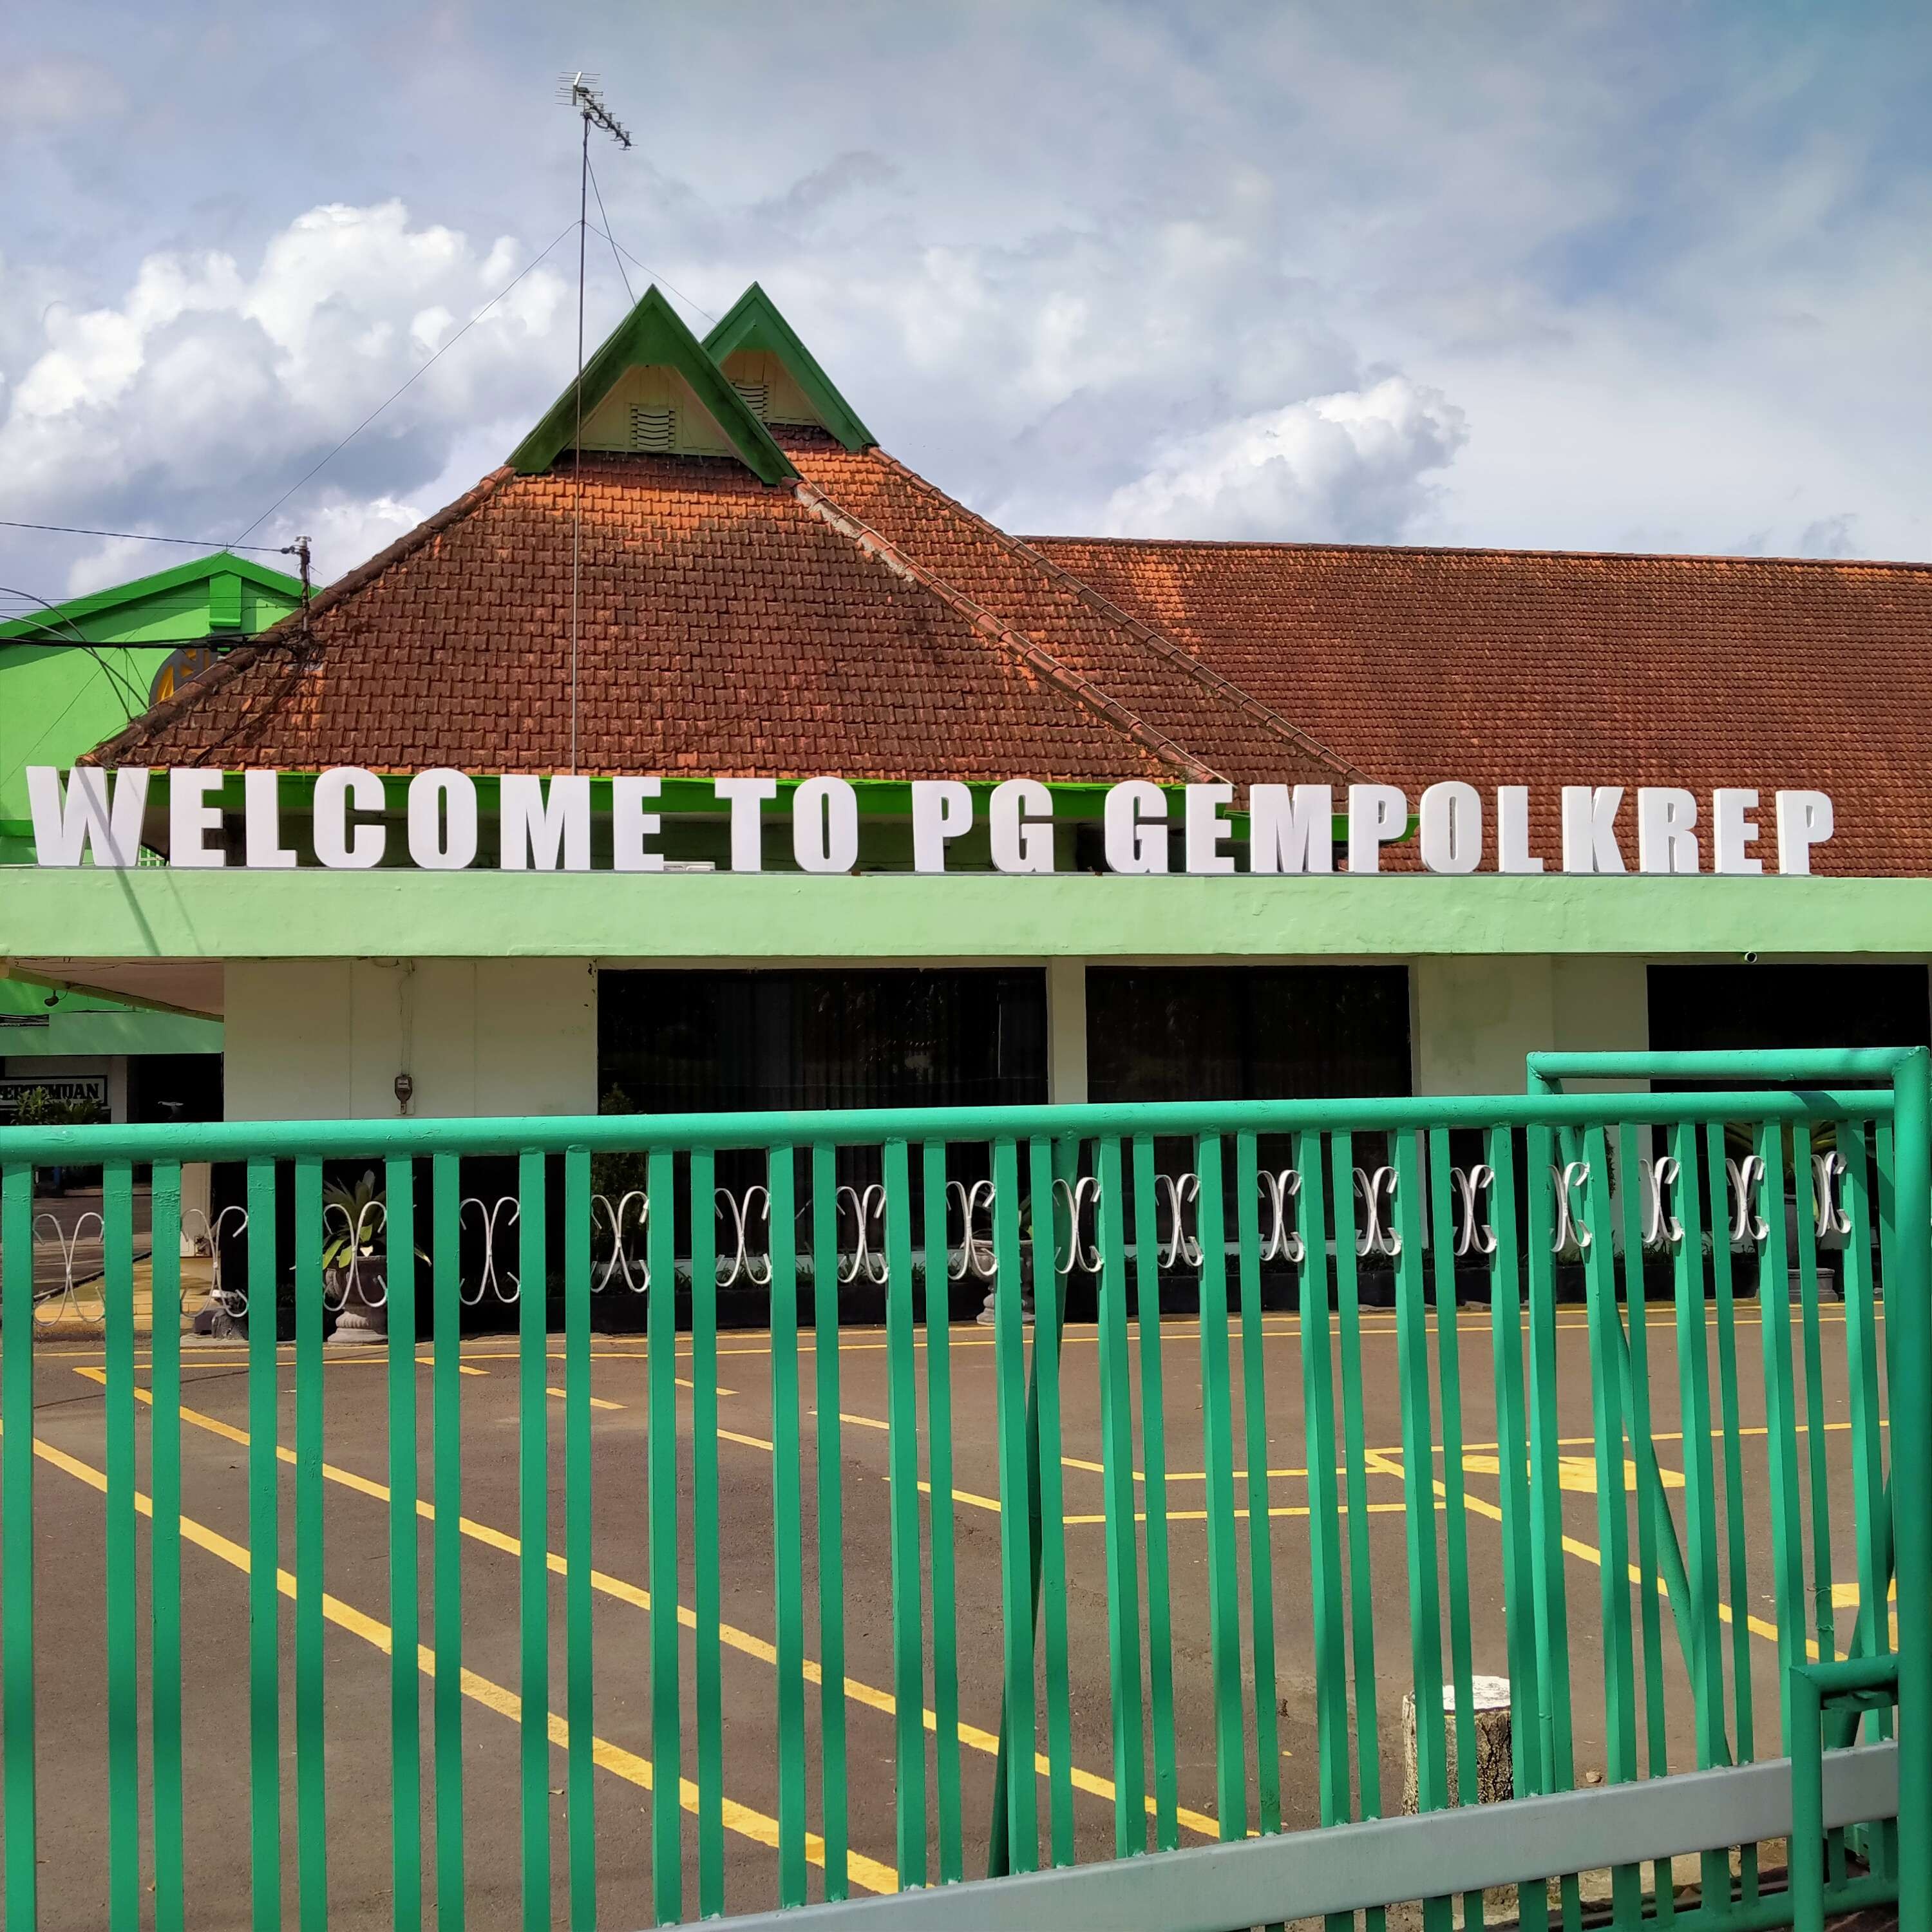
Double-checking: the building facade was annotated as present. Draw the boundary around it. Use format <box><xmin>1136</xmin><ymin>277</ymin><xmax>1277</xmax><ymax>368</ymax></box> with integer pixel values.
<box><xmin>4</xmin><ymin>283</ymin><xmax>1927</xmax><ymax>1131</ymax></box>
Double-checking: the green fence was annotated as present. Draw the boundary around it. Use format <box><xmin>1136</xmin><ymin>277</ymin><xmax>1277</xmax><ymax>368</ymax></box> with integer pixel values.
<box><xmin>0</xmin><ymin>1048</ymin><xmax>1925</xmax><ymax>1931</ymax></box>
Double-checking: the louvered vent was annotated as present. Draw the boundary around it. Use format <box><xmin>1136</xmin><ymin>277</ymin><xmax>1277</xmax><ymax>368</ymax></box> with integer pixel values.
<box><xmin>733</xmin><ymin>380</ymin><xmax>769</xmax><ymax>419</ymax></box>
<box><xmin>629</xmin><ymin>405</ymin><xmax>675</xmax><ymax>451</ymax></box>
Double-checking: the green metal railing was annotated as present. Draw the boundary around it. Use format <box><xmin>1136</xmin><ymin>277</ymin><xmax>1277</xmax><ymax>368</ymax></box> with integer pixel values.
<box><xmin>0</xmin><ymin>1048</ymin><xmax>1924</xmax><ymax>1931</ymax></box>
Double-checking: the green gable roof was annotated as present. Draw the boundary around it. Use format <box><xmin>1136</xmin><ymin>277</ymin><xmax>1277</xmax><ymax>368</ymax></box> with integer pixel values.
<box><xmin>703</xmin><ymin>283</ymin><xmax>876</xmax><ymax>452</ymax></box>
<box><xmin>507</xmin><ymin>287</ymin><xmax>799</xmax><ymax>484</ymax></box>
<box><xmin>0</xmin><ymin>551</ymin><xmax>303</xmax><ymax>647</ymax></box>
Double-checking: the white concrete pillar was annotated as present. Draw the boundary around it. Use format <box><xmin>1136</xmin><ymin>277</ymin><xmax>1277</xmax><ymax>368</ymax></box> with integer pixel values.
<box><xmin>1046</xmin><ymin>958</ymin><xmax>1088</xmax><ymax>1104</ymax></box>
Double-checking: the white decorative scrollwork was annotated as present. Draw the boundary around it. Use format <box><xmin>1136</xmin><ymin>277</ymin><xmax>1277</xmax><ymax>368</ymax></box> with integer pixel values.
<box><xmin>459</xmin><ymin>1193</ymin><xmax>520</xmax><ymax>1305</ymax></box>
<box><xmin>715</xmin><ymin>1184</ymin><xmax>771</xmax><ymax>1289</ymax></box>
<box><xmin>1551</xmin><ymin>1161</ymin><xmax>1592</xmax><ymax>1255</ymax></box>
<box><xmin>1641</xmin><ymin>1156</ymin><xmax>1682</xmax><ymax>1250</ymax></box>
<box><xmin>1052</xmin><ymin>1175</ymin><xmax>1104</xmax><ymax>1276</ymax></box>
<box><xmin>592</xmin><ymin>1189</ymin><xmax>650</xmax><ymax>1292</ymax></box>
<box><xmin>1156</xmin><ymin>1171</ymin><xmax>1202</xmax><ymax>1269</ymax></box>
<box><xmin>322</xmin><ymin>1196</ymin><xmax>388</xmax><ymax>1308</ymax></box>
<box><xmin>946</xmin><ymin>1179</ymin><xmax>996</xmax><ymax>1280</ymax></box>
<box><xmin>1354</xmin><ymin>1166</ymin><xmax>1400</xmax><ymax>1258</ymax></box>
<box><xmin>836</xmin><ymin>1184</ymin><xmax>887</xmax><ymax>1286</ymax></box>
<box><xmin>1726</xmin><ymin>1155</ymin><xmax>1770</xmax><ymax>1247</ymax></box>
<box><xmin>29</xmin><ymin>1208</ymin><xmax>106</xmax><ymax>1329</ymax></box>
<box><xmin>1812</xmin><ymin>1151</ymin><xmax>1851</xmax><ymax>1237</ymax></box>
<box><xmin>1450</xmin><ymin>1164</ymin><xmax>1497</xmax><ymax>1258</ymax></box>
<box><xmin>1256</xmin><ymin>1168</ymin><xmax>1305</xmax><ymax>1264</ymax></box>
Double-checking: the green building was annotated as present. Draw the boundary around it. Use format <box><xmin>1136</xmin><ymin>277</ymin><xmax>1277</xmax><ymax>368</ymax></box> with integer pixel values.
<box><xmin>0</xmin><ymin>551</ymin><xmax>300</xmax><ymax>1120</ymax></box>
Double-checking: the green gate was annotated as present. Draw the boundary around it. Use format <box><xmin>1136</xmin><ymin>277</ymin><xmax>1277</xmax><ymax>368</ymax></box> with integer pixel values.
<box><xmin>0</xmin><ymin>1048</ymin><xmax>1924</xmax><ymax>1931</ymax></box>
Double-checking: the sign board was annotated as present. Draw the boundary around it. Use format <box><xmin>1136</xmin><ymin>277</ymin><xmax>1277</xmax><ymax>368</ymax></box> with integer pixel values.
<box><xmin>21</xmin><ymin>767</ymin><xmax>1839</xmax><ymax>878</ymax></box>
<box><xmin>0</xmin><ymin>1076</ymin><xmax>108</xmax><ymax>1121</ymax></box>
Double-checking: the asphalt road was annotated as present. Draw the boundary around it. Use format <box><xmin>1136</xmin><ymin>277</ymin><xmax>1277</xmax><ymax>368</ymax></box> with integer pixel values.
<box><xmin>2</xmin><ymin>1294</ymin><xmax>1883</xmax><ymax>1931</ymax></box>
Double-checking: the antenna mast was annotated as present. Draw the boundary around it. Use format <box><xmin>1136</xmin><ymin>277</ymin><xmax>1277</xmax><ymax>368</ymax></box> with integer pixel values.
<box><xmin>558</xmin><ymin>73</ymin><xmax>632</xmax><ymax>775</ymax></box>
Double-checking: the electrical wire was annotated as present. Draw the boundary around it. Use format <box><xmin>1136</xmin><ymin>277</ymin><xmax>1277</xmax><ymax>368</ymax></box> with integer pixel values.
<box><xmin>227</xmin><ymin>218</ymin><xmax>580</xmax><ymax>548</ymax></box>
<box><xmin>583</xmin><ymin>224</ymin><xmax>716</xmax><ymax>325</ymax></box>
<box><xmin>0</xmin><ymin>520</ymin><xmax>285</xmax><ymax>553</ymax></box>
<box><xmin>585</xmin><ymin>155</ymin><xmax>635</xmax><ymax>308</ymax></box>
<box><xmin>0</xmin><ymin>583</ymin><xmax>156</xmax><ymax>721</ymax></box>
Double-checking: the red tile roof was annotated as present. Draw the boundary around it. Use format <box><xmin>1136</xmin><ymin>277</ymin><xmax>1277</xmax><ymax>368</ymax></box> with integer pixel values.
<box><xmin>93</xmin><ymin>429</ymin><xmax>1931</xmax><ymax>875</ymax></box>
<box><xmin>1028</xmin><ymin>536</ymin><xmax>1932</xmax><ymax>876</ymax></box>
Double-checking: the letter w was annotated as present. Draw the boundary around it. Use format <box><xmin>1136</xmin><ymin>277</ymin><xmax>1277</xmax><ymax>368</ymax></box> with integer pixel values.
<box><xmin>26</xmin><ymin>766</ymin><xmax>150</xmax><ymax>867</ymax></box>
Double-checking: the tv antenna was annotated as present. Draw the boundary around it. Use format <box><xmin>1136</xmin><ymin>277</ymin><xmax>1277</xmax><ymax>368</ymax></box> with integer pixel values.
<box><xmin>559</xmin><ymin>73</ymin><xmax>632</xmax><ymax>774</ymax></box>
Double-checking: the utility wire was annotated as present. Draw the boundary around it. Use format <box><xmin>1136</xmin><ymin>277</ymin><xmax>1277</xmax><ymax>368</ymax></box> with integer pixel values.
<box><xmin>585</xmin><ymin>155</ymin><xmax>635</xmax><ymax>308</ymax></box>
<box><xmin>0</xmin><ymin>583</ymin><xmax>154</xmax><ymax>719</ymax></box>
<box><xmin>227</xmin><ymin>219</ymin><xmax>580</xmax><ymax>548</ymax></box>
<box><xmin>583</xmin><ymin>225</ymin><xmax>715</xmax><ymax>325</ymax></box>
<box><xmin>0</xmin><ymin>519</ymin><xmax>285</xmax><ymax>554</ymax></box>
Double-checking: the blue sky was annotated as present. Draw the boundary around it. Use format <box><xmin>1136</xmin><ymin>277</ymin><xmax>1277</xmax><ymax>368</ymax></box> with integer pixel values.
<box><xmin>3</xmin><ymin>1</ymin><xmax>1929</xmax><ymax>601</ymax></box>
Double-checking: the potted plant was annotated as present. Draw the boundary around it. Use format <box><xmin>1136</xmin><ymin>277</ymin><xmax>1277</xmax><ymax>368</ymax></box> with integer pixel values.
<box><xmin>322</xmin><ymin>1168</ymin><xmax>409</xmax><ymax>1343</ymax></box>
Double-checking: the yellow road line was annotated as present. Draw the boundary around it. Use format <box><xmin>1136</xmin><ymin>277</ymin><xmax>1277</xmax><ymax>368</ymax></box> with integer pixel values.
<box><xmin>17</xmin><ymin>1419</ymin><xmax>896</xmax><ymax>1894</ymax></box>
<box><xmin>546</xmin><ymin>1387</ymin><xmax>623</xmax><ymax>1412</ymax></box>
<box><xmin>74</xmin><ymin>1369</ymin><xmax>1217</xmax><ymax>1842</ymax></box>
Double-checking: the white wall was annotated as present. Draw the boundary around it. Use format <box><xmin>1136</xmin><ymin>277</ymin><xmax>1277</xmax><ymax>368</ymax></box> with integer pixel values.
<box><xmin>1414</xmin><ymin>956</ymin><xmax>1649</xmax><ymax>1095</ymax></box>
<box><xmin>224</xmin><ymin>959</ymin><xmax>596</xmax><ymax>1120</ymax></box>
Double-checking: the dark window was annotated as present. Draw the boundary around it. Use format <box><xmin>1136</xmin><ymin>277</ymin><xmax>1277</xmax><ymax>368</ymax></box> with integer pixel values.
<box><xmin>128</xmin><ymin>1052</ymin><xmax>223</xmax><ymax>1124</ymax></box>
<box><xmin>1648</xmin><ymin>965</ymin><xmax>1930</xmax><ymax>1059</ymax></box>
<box><xmin>1086</xmin><ymin>966</ymin><xmax>1411</xmax><ymax>1103</ymax></box>
<box><xmin>598</xmin><ymin>969</ymin><xmax>1048</xmax><ymax>1114</ymax></box>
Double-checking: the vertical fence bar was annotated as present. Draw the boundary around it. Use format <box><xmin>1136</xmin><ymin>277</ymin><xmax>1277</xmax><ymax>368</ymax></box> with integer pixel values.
<box><xmin>645</xmin><ymin>1146</ymin><xmax>681</xmax><ymax>1926</ymax></box>
<box><xmin>1233</xmin><ymin>1132</ymin><xmax>1281</xmax><ymax>1855</ymax></box>
<box><xmin>1524</xmin><ymin>1128</ymin><xmax>1581</xmax><ymax>1932</ymax></box>
<box><xmin>881</xmin><ymin>1137</ymin><xmax>927</xmax><ymax>1890</ymax></box>
<box><xmin>1615</xmin><ymin>1124</ymin><xmax>1673</xmax><ymax>1925</ymax></box>
<box><xmin>768</xmin><ymin>1147</ymin><xmax>808</xmax><ymax>1907</ymax></box>
<box><xmin>1752</xmin><ymin>1126</ymin><xmax>1803</xmax><ymax>1732</ymax></box>
<box><xmin>247</xmin><ymin>1156</ymin><xmax>282</xmax><ymax>1932</ymax></box>
<box><xmin>384</xmin><ymin>1155</ymin><xmax>422</xmax><ymax>1932</ymax></box>
<box><xmin>990</xmin><ymin>1133</ymin><xmax>1037</xmax><ymax>1870</ymax></box>
<box><xmin>1888</xmin><ymin>1049</ymin><xmax>1932</xmax><ymax>1932</ymax></box>
<box><xmin>1194</xmin><ymin>1132</ymin><xmax>1247</xmax><ymax>1842</ymax></box>
<box><xmin>1425</xmin><ymin>1128</ymin><xmax>1480</xmax><ymax>1932</ymax></box>
<box><xmin>810</xmin><ymin>1143</ymin><xmax>849</xmax><ymax>1902</ymax></box>
<box><xmin>517</xmin><ymin>1150</ymin><xmax>551</xmax><ymax>1931</ymax></box>
<box><xmin>1296</xmin><ymin>1130</ymin><xmax>1354</xmax><ymax>1932</ymax></box>
<box><xmin>1580</xmin><ymin>1126</ymin><xmax>1639</xmax><ymax>1927</ymax></box>
<box><xmin>294</xmin><ymin>1157</ymin><xmax>328</xmax><ymax>1931</ymax></box>
<box><xmin>1028</xmin><ymin>1136</ymin><xmax>1075</xmax><ymax>1868</ymax></box>
<box><xmin>1665</xmin><ymin>1121</ymin><xmax>1732</xmax><ymax>1921</ymax></box>
<box><xmin>688</xmin><ymin>1150</ymin><xmax>724</xmax><ymax>1918</ymax></box>
<box><xmin>1792</xmin><ymin>1125</ymin><xmax>1837</xmax><ymax>1673</ymax></box>
<box><xmin>1095</xmin><ymin>1136</ymin><xmax>1145</xmax><ymax>1857</ymax></box>
<box><xmin>563</xmin><ymin>1148</ymin><xmax>594</xmax><ymax>1931</ymax></box>
<box><xmin>1329</xmin><ymin>1130</ymin><xmax>1384</xmax><ymax>1932</ymax></box>
<box><xmin>1840</xmin><ymin>1122</ymin><xmax>1889</xmax><ymax>1677</ymax></box>
<box><xmin>1</xmin><ymin>1160</ymin><xmax>35</xmax><ymax>1932</ymax></box>
<box><xmin>920</xmin><ymin>1143</ymin><xmax>963</xmax><ymax>1885</ymax></box>
<box><xmin>431</xmin><ymin>1152</ymin><xmax>465</xmax><ymax>1932</ymax></box>
<box><xmin>1392</xmin><ymin>1132</ymin><xmax>1450</xmax><ymax>1932</ymax></box>
<box><xmin>1486</xmin><ymin>1129</ymin><xmax>1549</xmax><ymax>1932</ymax></box>
<box><xmin>150</xmin><ymin>1161</ymin><xmax>186</xmax><ymax>1932</ymax></box>
<box><xmin>1705</xmin><ymin>1122</ymin><xmax>1759</xmax><ymax>1909</ymax></box>
<box><xmin>103</xmin><ymin>1158</ymin><xmax>140</xmax><ymax>1932</ymax></box>
<box><xmin>1866</xmin><ymin>1125</ymin><xmax>1900</xmax><ymax>1886</ymax></box>
<box><xmin>1131</xmin><ymin>1135</ymin><xmax>1180</xmax><ymax>1853</ymax></box>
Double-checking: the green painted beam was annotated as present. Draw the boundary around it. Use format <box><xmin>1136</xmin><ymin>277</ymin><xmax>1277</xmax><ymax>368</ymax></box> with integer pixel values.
<box><xmin>1</xmin><ymin>867</ymin><xmax>1928</xmax><ymax>963</ymax></box>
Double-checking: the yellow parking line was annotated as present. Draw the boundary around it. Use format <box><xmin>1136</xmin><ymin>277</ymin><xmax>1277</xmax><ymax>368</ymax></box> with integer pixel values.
<box><xmin>16</xmin><ymin>1421</ymin><xmax>895</xmax><ymax>1894</ymax></box>
<box><xmin>546</xmin><ymin>1387</ymin><xmax>623</xmax><ymax>1412</ymax></box>
<box><xmin>74</xmin><ymin>1368</ymin><xmax>1216</xmax><ymax>1842</ymax></box>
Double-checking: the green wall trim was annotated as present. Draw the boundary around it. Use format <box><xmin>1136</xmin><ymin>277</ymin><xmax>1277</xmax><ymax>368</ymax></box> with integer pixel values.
<box><xmin>3</xmin><ymin>868</ymin><xmax>1929</xmax><ymax>963</ymax></box>
<box><xmin>0</xmin><ymin>551</ymin><xmax>301</xmax><ymax>644</ymax></box>
<box><xmin>702</xmin><ymin>281</ymin><xmax>877</xmax><ymax>450</ymax></box>
<box><xmin>0</xmin><ymin>1008</ymin><xmax>222</xmax><ymax>1057</ymax></box>
<box><xmin>507</xmin><ymin>286</ymin><xmax>799</xmax><ymax>483</ymax></box>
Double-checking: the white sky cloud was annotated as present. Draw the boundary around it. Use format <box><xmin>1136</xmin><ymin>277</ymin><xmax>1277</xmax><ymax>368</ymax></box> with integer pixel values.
<box><xmin>2</xmin><ymin>3</ymin><xmax>1929</xmax><ymax>596</ymax></box>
